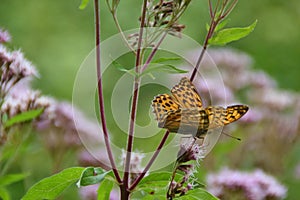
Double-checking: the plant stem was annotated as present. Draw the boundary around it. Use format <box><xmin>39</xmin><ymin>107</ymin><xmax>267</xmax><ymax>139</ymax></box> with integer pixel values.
<box><xmin>129</xmin><ymin>130</ymin><xmax>170</xmax><ymax>190</ymax></box>
<box><xmin>141</xmin><ymin>31</ymin><xmax>168</xmax><ymax>72</ymax></box>
<box><xmin>190</xmin><ymin>0</ymin><xmax>224</xmax><ymax>82</ymax></box>
<box><xmin>111</xmin><ymin>12</ymin><xmax>137</xmax><ymax>54</ymax></box>
<box><xmin>94</xmin><ymin>0</ymin><xmax>121</xmax><ymax>184</ymax></box>
<box><xmin>166</xmin><ymin>164</ymin><xmax>179</xmax><ymax>199</ymax></box>
<box><xmin>123</xmin><ymin>0</ymin><xmax>148</xmax><ymax>194</ymax></box>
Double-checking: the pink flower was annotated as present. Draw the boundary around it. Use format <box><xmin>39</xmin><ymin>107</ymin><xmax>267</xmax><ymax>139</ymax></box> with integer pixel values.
<box><xmin>177</xmin><ymin>138</ymin><xmax>206</xmax><ymax>163</ymax></box>
<box><xmin>9</xmin><ymin>50</ymin><xmax>38</xmax><ymax>77</ymax></box>
<box><xmin>0</xmin><ymin>29</ymin><xmax>11</xmax><ymax>43</ymax></box>
<box><xmin>206</xmin><ymin>168</ymin><xmax>287</xmax><ymax>200</ymax></box>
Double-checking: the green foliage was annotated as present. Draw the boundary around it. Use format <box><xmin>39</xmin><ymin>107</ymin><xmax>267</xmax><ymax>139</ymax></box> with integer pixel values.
<box><xmin>142</xmin><ymin>57</ymin><xmax>188</xmax><ymax>76</ymax></box>
<box><xmin>76</xmin><ymin>167</ymin><xmax>111</xmax><ymax>187</ymax></box>
<box><xmin>132</xmin><ymin>172</ymin><xmax>215</xmax><ymax>199</ymax></box>
<box><xmin>209</xmin><ymin>20</ymin><xmax>257</xmax><ymax>46</ymax></box>
<box><xmin>113</xmin><ymin>57</ymin><xmax>188</xmax><ymax>78</ymax></box>
<box><xmin>79</xmin><ymin>0</ymin><xmax>90</xmax><ymax>10</ymax></box>
<box><xmin>22</xmin><ymin>167</ymin><xmax>84</xmax><ymax>200</ymax></box>
<box><xmin>133</xmin><ymin>172</ymin><xmax>180</xmax><ymax>197</ymax></box>
<box><xmin>176</xmin><ymin>188</ymin><xmax>219</xmax><ymax>200</ymax></box>
<box><xmin>112</xmin><ymin>60</ymin><xmax>137</xmax><ymax>76</ymax></box>
<box><xmin>0</xmin><ymin>187</ymin><xmax>10</xmax><ymax>200</ymax></box>
<box><xmin>0</xmin><ymin>173</ymin><xmax>29</xmax><ymax>200</ymax></box>
<box><xmin>0</xmin><ymin>173</ymin><xmax>29</xmax><ymax>187</ymax></box>
<box><xmin>97</xmin><ymin>179</ymin><xmax>114</xmax><ymax>200</ymax></box>
<box><xmin>4</xmin><ymin>109</ymin><xmax>44</xmax><ymax>128</ymax></box>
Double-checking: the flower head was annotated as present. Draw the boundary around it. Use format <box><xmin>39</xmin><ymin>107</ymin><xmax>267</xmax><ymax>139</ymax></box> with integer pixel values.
<box><xmin>177</xmin><ymin>138</ymin><xmax>206</xmax><ymax>163</ymax></box>
<box><xmin>206</xmin><ymin>168</ymin><xmax>287</xmax><ymax>200</ymax></box>
<box><xmin>0</xmin><ymin>45</ymin><xmax>38</xmax><ymax>97</ymax></box>
<box><xmin>0</xmin><ymin>29</ymin><xmax>11</xmax><ymax>43</ymax></box>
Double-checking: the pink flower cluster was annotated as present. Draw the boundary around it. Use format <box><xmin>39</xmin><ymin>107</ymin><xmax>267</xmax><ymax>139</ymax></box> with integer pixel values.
<box><xmin>0</xmin><ymin>28</ymin><xmax>104</xmax><ymax>160</ymax></box>
<box><xmin>207</xmin><ymin>168</ymin><xmax>287</xmax><ymax>200</ymax></box>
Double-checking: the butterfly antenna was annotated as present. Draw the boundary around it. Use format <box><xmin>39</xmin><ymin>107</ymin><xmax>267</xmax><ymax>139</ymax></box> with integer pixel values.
<box><xmin>222</xmin><ymin>131</ymin><xmax>241</xmax><ymax>141</ymax></box>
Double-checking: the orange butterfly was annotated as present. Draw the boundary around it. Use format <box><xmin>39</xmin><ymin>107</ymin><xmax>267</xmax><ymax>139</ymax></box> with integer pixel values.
<box><xmin>152</xmin><ymin>77</ymin><xmax>248</xmax><ymax>138</ymax></box>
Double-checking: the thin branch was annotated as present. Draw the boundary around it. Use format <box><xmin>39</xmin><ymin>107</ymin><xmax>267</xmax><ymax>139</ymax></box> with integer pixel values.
<box><xmin>222</xmin><ymin>0</ymin><xmax>238</xmax><ymax>18</ymax></box>
<box><xmin>213</xmin><ymin>0</ymin><xmax>221</xmax><ymax>17</ymax></box>
<box><xmin>166</xmin><ymin>164</ymin><xmax>179</xmax><ymax>199</ymax></box>
<box><xmin>129</xmin><ymin>130</ymin><xmax>171</xmax><ymax>190</ymax></box>
<box><xmin>112</xmin><ymin>13</ymin><xmax>137</xmax><ymax>54</ymax></box>
<box><xmin>123</xmin><ymin>0</ymin><xmax>148</xmax><ymax>190</ymax></box>
<box><xmin>190</xmin><ymin>0</ymin><xmax>230</xmax><ymax>82</ymax></box>
<box><xmin>105</xmin><ymin>1</ymin><xmax>136</xmax><ymax>54</ymax></box>
<box><xmin>209</xmin><ymin>0</ymin><xmax>213</xmax><ymax>18</ymax></box>
<box><xmin>190</xmin><ymin>17</ymin><xmax>215</xmax><ymax>82</ymax></box>
<box><xmin>141</xmin><ymin>31</ymin><xmax>168</xmax><ymax>72</ymax></box>
<box><xmin>94</xmin><ymin>0</ymin><xmax>121</xmax><ymax>184</ymax></box>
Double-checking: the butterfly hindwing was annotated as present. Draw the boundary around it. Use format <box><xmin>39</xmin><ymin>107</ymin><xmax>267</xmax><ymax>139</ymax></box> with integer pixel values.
<box><xmin>205</xmin><ymin>105</ymin><xmax>249</xmax><ymax>129</ymax></box>
<box><xmin>163</xmin><ymin>108</ymin><xmax>209</xmax><ymax>136</ymax></box>
<box><xmin>171</xmin><ymin>77</ymin><xmax>203</xmax><ymax>109</ymax></box>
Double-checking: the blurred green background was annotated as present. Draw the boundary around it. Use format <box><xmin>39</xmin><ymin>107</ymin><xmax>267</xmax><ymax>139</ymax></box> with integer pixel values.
<box><xmin>1</xmin><ymin>0</ymin><xmax>300</xmax><ymax>199</ymax></box>
<box><xmin>0</xmin><ymin>0</ymin><xmax>299</xmax><ymax>100</ymax></box>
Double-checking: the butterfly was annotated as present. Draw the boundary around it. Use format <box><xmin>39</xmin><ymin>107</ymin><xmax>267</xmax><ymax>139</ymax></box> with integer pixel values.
<box><xmin>152</xmin><ymin>77</ymin><xmax>249</xmax><ymax>139</ymax></box>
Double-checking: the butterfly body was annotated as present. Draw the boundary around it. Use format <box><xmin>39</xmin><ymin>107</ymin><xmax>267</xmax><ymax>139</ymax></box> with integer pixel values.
<box><xmin>152</xmin><ymin>77</ymin><xmax>248</xmax><ymax>139</ymax></box>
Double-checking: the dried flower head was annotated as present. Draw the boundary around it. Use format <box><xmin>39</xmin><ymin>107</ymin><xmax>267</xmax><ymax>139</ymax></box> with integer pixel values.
<box><xmin>177</xmin><ymin>138</ymin><xmax>206</xmax><ymax>163</ymax></box>
<box><xmin>167</xmin><ymin>139</ymin><xmax>206</xmax><ymax>198</ymax></box>
<box><xmin>145</xmin><ymin>0</ymin><xmax>188</xmax><ymax>36</ymax></box>
<box><xmin>206</xmin><ymin>168</ymin><xmax>287</xmax><ymax>200</ymax></box>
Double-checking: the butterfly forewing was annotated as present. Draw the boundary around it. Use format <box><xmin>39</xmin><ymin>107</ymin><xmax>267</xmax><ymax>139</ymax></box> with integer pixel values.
<box><xmin>171</xmin><ymin>77</ymin><xmax>203</xmax><ymax>109</ymax></box>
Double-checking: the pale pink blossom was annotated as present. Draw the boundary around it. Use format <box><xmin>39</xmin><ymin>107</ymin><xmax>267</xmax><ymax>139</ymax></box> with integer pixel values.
<box><xmin>121</xmin><ymin>150</ymin><xmax>146</xmax><ymax>184</ymax></box>
<box><xmin>207</xmin><ymin>168</ymin><xmax>287</xmax><ymax>200</ymax></box>
<box><xmin>0</xmin><ymin>29</ymin><xmax>11</xmax><ymax>43</ymax></box>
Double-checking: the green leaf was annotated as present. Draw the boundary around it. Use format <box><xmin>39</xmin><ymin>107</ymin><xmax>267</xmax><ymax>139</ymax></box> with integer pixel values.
<box><xmin>205</xmin><ymin>23</ymin><xmax>210</xmax><ymax>32</ymax></box>
<box><xmin>0</xmin><ymin>187</ymin><xmax>10</xmax><ymax>200</ymax></box>
<box><xmin>206</xmin><ymin>19</ymin><xmax>230</xmax><ymax>32</ymax></box>
<box><xmin>214</xmin><ymin>19</ymin><xmax>230</xmax><ymax>32</ymax></box>
<box><xmin>208</xmin><ymin>20</ymin><xmax>257</xmax><ymax>46</ymax></box>
<box><xmin>176</xmin><ymin>188</ymin><xmax>218</xmax><ymax>200</ymax></box>
<box><xmin>97</xmin><ymin>179</ymin><xmax>114</xmax><ymax>200</ymax></box>
<box><xmin>135</xmin><ymin>172</ymin><xmax>183</xmax><ymax>195</ymax></box>
<box><xmin>152</xmin><ymin>57</ymin><xmax>181</xmax><ymax>63</ymax></box>
<box><xmin>79</xmin><ymin>0</ymin><xmax>90</xmax><ymax>9</ymax></box>
<box><xmin>140</xmin><ymin>195</ymin><xmax>166</xmax><ymax>200</ymax></box>
<box><xmin>112</xmin><ymin>60</ymin><xmax>137</xmax><ymax>76</ymax></box>
<box><xmin>4</xmin><ymin>109</ymin><xmax>44</xmax><ymax>128</ymax></box>
<box><xmin>139</xmin><ymin>172</ymin><xmax>181</xmax><ymax>186</ymax></box>
<box><xmin>141</xmin><ymin>63</ymin><xmax>188</xmax><ymax>77</ymax></box>
<box><xmin>76</xmin><ymin>167</ymin><xmax>110</xmax><ymax>187</ymax></box>
<box><xmin>0</xmin><ymin>173</ymin><xmax>29</xmax><ymax>187</ymax></box>
<box><xmin>22</xmin><ymin>167</ymin><xmax>84</xmax><ymax>200</ymax></box>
